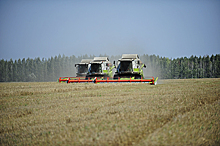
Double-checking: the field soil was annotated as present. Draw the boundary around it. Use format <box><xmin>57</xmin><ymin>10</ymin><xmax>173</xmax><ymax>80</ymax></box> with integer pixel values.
<box><xmin>0</xmin><ymin>78</ymin><xmax>220</xmax><ymax>145</ymax></box>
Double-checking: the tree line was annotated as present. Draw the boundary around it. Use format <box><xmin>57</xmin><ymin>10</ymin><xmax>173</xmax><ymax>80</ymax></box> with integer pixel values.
<box><xmin>0</xmin><ymin>54</ymin><xmax>219</xmax><ymax>82</ymax></box>
<box><xmin>140</xmin><ymin>54</ymin><xmax>220</xmax><ymax>79</ymax></box>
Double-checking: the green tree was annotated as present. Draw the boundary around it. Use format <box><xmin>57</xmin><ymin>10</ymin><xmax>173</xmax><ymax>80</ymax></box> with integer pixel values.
<box><xmin>21</xmin><ymin>58</ymin><xmax>26</xmax><ymax>81</ymax></box>
<box><xmin>42</xmin><ymin>58</ymin><xmax>48</xmax><ymax>82</ymax></box>
<box><xmin>214</xmin><ymin>54</ymin><xmax>220</xmax><ymax>78</ymax></box>
<box><xmin>0</xmin><ymin>59</ymin><xmax>6</xmax><ymax>82</ymax></box>
<box><xmin>8</xmin><ymin>59</ymin><xmax>14</xmax><ymax>82</ymax></box>
<box><xmin>17</xmin><ymin>59</ymin><xmax>22</xmax><ymax>81</ymax></box>
<box><xmin>198</xmin><ymin>56</ymin><xmax>203</xmax><ymax>78</ymax></box>
<box><xmin>13</xmin><ymin>60</ymin><xmax>18</xmax><ymax>82</ymax></box>
<box><xmin>172</xmin><ymin>59</ymin><xmax>180</xmax><ymax>79</ymax></box>
<box><xmin>205</xmin><ymin>55</ymin><xmax>211</xmax><ymax>78</ymax></box>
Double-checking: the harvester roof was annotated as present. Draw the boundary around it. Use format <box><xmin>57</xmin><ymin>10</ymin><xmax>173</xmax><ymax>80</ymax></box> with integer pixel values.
<box><xmin>80</xmin><ymin>59</ymin><xmax>93</xmax><ymax>64</ymax></box>
<box><xmin>75</xmin><ymin>59</ymin><xmax>92</xmax><ymax>65</ymax></box>
<box><xmin>92</xmin><ymin>57</ymin><xmax>111</xmax><ymax>64</ymax></box>
<box><xmin>93</xmin><ymin>57</ymin><xmax>109</xmax><ymax>61</ymax></box>
<box><xmin>122</xmin><ymin>54</ymin><xmax>139</xmax><ymax>59</ymax></box>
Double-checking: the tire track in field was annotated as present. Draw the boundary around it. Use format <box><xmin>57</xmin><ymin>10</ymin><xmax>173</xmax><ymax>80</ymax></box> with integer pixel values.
<box><xmin>124</xmin><ymin>95</ymin><xmax>220</xmax><ymax>145</ymax></box>
<box><xmin>68</xmin><ymin>94</ymin><xmax>141</xmax><ymax>124</ymax></box>
<box><xmin>87</xmin><ymin>90</ymin><xmax>144</xmax><ymax>115</ymax></box>
<box><xmin>0</xmin><ymin>85</ymin><xmax>131</xmax><ymax>135</ymax></box>
<box><xmin>138</xmin><ymin>100</ymin><xmax>220</xmax><ymax>145</ymax></box>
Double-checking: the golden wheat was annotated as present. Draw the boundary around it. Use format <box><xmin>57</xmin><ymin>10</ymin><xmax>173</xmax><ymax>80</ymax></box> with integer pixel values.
<box><xmin>0</xmin><ymin>79</ymin><xmax>219</xmax><ymax>145</ymax></box>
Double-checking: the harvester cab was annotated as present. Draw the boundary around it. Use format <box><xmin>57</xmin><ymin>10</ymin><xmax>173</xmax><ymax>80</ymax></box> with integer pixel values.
<box><xmin>75</xmin><ymin>59</ymin><xmax>92</xmax><ymax>77</ymax></box>
<box><xmin>114</xmin><ymin>54</ymin><xmax>146</xmax><ymax>79</ymax></box>
<box><xmin>86</xmin><ymin>57</ymin><xmax>114</xmax><ymax>78</ymax></box>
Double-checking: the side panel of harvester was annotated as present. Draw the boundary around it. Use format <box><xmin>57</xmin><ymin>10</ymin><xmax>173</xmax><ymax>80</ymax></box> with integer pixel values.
<box><xmin>75</xmin><ymin>59</ymin><xmax>92</xmax><ymax>77</ymax></box>
<box><xmin>86</xmin><ymin>57</ymin><xmax>114</xmax><ymax>78</ymax></box>
<box><xmin>113</xmin><ymin>54</ymin><xmax>146</xmax><ymax>79</ymax></box>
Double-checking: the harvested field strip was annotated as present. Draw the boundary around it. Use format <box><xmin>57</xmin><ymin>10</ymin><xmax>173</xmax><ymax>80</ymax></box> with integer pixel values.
<box><xmin>0</xmin><ymin>78</ymin><xmax>219</xmax><ymax>145</ymax></box>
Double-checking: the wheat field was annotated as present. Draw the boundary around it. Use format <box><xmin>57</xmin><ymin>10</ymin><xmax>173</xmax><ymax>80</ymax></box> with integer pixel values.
<box><xmin>0</xmin><ymin>78</ymin><xmax>220</xmax><ymax>145</ymax></box>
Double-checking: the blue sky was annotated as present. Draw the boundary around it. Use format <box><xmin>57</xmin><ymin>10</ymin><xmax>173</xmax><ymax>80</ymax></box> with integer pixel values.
<box><xmin>0</xmin><ymin>0</ymin><xmax>220</xmax><ymax>60</ymax></box>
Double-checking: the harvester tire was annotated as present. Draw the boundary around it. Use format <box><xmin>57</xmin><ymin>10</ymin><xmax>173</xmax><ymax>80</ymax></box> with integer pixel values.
<box><xmin>113</xmin><ymin>75</ymin><xmax>119</xmax><ymax>79</ymax></box>
<box><xmin>135</xmin><ymin>75</ymin><xmax>141</xmax><ymax>79</ymax></box>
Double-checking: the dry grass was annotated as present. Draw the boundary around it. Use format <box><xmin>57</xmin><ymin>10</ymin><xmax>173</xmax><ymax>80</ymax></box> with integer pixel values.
<box><xmin>0</xmin><ymin>78</ymin><xmax>219</xmax><ymax>145</ymax></box>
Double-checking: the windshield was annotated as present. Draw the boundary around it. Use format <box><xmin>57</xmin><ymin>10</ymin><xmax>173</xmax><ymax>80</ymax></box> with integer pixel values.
<box><xmin>119</xmin><ymin>61</ymin><xmax>132</xmax><ymax>72</ymax></box>
<box><xmin>90</xmin><ymin>64</ymin><xmax>102</xmax><ymax>73</ymax></box>
<box><xmin>77</xmin><ymin>65</ymin><xmax>88</xmax><ymax>73</ymax></box>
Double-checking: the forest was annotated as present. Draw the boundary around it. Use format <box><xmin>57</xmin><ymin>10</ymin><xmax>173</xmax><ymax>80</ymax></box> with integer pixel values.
<box><xmin>0</xmin><ymin>54</ymin><xmax>219</xmax><ymax>82</ymax></box>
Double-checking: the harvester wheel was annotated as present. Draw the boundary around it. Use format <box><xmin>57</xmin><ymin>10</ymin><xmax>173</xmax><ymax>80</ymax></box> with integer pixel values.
<box><xmin>135</xmin><ymin>75</ymin><xmax>141</xmax><ymax>79</ymax></box>
<box><xmin>113</xmin><ymin>75</ymin><xmax>119</xmax><ymax>79</ymax></box>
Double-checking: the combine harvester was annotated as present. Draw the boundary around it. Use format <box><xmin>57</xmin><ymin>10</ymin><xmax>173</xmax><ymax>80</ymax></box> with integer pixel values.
<box><xmin>114</xmin><ymin>54</ymin><xmax>145</xmax><ymax>79</ymax></box>
<box><xmin>75</xmin><ymin>59</ymin><xmax>93</xmax><ymax>77</ymax></box>
<box><xmin>59</xmin><ymin>54</ymin><xmax>158</xmax><ymax>85</ymax></box>
<box><xmin>86</xmin><ymin>57</ymin><xmax>114</xmax><ymax>78</ymax></box>
<box><xmin>58</xmin><ymin>59</ymin><xmax>92</xmax><ymax>82</ymax></box>
<box><xmin>59</xmin><ymin>57</ymin><xmax>114</xmax><ymax>82</ymax></box>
